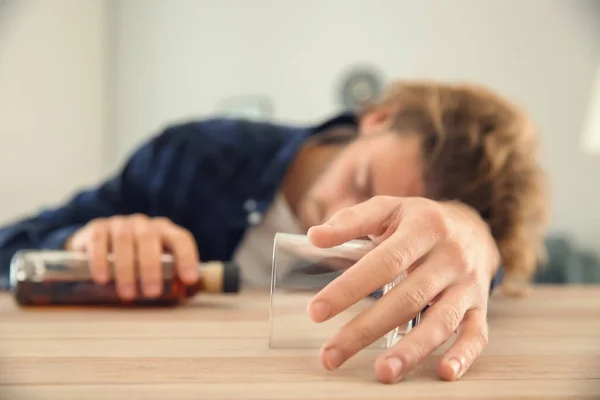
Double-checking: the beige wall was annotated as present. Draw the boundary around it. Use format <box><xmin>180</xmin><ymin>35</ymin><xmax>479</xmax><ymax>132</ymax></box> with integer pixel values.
<box><xmin>0</xmin><ymin>0</ymin><xmax>111</xmax><ymax>224</ymax></box>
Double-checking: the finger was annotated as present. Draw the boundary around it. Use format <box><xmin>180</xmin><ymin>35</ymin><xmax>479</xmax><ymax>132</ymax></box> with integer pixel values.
<box><xmin>307</xmin><ymin>196</ymin><xmax>401</xmax><ymax>248</ymax></box>
<box><xmin>157</xmin><ymin>220</ymin><xmax>199</xmax><ymax>284</ymax></box>
<box><xmin>85</xmin><ymin>220</ymin><xmax>110</xmax><ymax>284</ymax></box>
<box><xmin>307</xmin><ymin>218</ymin><xmax>442</xmax><ymax>323</ymax></box>
<box><xmin>110</xmin><ymin>218</ymin><xmax>136</xmax><ymax>300</ymax></box>
<box><xmin>374</xmin><ymin>284</ymin><xmax>473</xmax><ymax>384</ymax></box>
<box><xmin>317</xmin><ymin>252</ymin><xmax>457</xmax><ymax>371</ymax></box>
<box><xmin>438</xmin><ymin>307</ymin><xmax>488</xmax><ymax>381</ymax></box>
<box><xmin>64</xmin><ymin>230</ymin><xmax>85</xmax><ymax>251</ymax></box>
<box><xmin>132</xmin><ymin>215</ymin><xmax>163</xmax><ymax>298</ymax></box>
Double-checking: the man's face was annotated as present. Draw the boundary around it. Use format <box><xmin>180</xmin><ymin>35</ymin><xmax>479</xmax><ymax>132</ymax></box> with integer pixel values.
<box><xmin>295</xmin><ymin>113</ymin><xmax>425</xmax><ymax>231</ymax></box>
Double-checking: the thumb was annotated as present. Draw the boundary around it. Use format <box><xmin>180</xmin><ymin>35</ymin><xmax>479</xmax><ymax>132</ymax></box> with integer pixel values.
<box><xmin>307</xmin><ymin>196</ymin><xmax>403</xmax><ymax>248</ymax></box>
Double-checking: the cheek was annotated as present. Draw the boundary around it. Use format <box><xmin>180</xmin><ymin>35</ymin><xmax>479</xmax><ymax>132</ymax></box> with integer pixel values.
<box><xmin>409</xmin><ymin>175</ymin><xmax>425</xmax><ymax>197</ymax></box>
<box><xmin>370</xmin><ymin>136</ymin><xmax>425</xmax><ymax>198</ymax></box>
<box><xmin>375</xmin><ymin>168</ymin><xmax>424</xmax><ymax>198</ymax></box>
<box><xmin>310</xmin><ymin>158</ymin><xmax>352</xmax><ymax>199</ymax></box>
<box><xmin>384</xmin><ymin>166</ymin><xmax>424</xmax><ymax>196</ymax></box>
<box><xmin>301</xmin><ymin>162</ymin><xmax>357</xmax><ymax>222</ymax></box>
<box><xmin>402</xmin><ymin>162</ymin><xmax>426</xmax><ymax>196</ymax></box>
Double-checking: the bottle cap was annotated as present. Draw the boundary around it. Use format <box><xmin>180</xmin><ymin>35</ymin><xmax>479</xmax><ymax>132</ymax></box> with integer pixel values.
<box><xmin>199</xmin><ymin>261</ymin><xmax>241</xmax><ymax>294</ymax></box>
<box><xmin>222</xmin><ymin>261</ymin><xmax>241</xmax><ymax>293</ymax></box>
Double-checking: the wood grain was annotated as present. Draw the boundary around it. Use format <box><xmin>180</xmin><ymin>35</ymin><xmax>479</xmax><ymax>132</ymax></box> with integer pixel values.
<box><xmin>0</xmin><ymin>285</ymin><xmax>599</xmax><ymax>399</ymax></box>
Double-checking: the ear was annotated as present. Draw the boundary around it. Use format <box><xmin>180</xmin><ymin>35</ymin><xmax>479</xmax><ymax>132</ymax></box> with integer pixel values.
<box><xmin>359</xmin><ymin>108</ymin><xmax>395</xmax><ymax>135</ymax></box>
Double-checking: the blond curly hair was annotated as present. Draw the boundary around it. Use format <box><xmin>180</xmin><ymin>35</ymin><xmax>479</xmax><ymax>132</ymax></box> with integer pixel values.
<box><xmin>367</xmin><ymin>80</ymin><xmax>549</xmax><ymax>295</ymax></box>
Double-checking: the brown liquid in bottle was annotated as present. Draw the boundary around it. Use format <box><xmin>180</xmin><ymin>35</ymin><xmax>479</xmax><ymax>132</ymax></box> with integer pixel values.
<box><xmin>14</xmin><ymin>278</ymin><xmax>206</xmax><ymax>307</ymax></box>
<box><xmin>10</xmin><ymin>251</ymin><xmax>240</xmax><ymax>307</ymax></box>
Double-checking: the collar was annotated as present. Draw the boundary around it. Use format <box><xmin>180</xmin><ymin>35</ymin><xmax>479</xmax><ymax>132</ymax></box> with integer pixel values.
<box><xmin>311</xmin><ymin>112</ymin><xmax>358</xmax><ymax>134</ymax></box>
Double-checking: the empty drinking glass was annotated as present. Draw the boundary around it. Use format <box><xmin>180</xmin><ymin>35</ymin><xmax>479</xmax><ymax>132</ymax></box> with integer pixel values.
<box><xmin>268</xmin><ymin>233</ymin><xmax>420</xmax><ymax>349</ymax></box>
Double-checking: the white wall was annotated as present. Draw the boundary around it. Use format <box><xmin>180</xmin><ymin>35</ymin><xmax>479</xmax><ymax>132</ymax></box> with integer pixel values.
<box><xmin>113</xmin><ymin>0</ymin><xmax>600</xmax><ymax>248</ymax></box>
<box><xmin>0</xmin><ymin>0</ymin><xmax>111</xmax><ymax>224</ymax></box>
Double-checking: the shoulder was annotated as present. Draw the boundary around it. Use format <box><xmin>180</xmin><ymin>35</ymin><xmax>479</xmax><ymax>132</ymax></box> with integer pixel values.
<box><xmin>122</xmin><ymin>118</ymin><xmax>294</xmax><ymax>173</ymax></box>
<box><xmin>125</xmin><ymin>117</ymin><xmax>311</xmax><ymax>183</ymax></box>
<box><xmin>154</xmin><ymin>118</ymin><xmax>297</xmax><ymax>152</ymax></box>
<box><xmin>146</xmin><ymin>113</ymin><xmax>357</xmax><ymax>155</ymax></box>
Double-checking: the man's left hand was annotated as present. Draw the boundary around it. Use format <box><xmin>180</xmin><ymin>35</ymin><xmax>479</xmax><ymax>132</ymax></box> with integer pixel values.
<box><xmin>306</xmin><ymin>196</ymin><xmax>500</xmax><ymax>384</ymax></box>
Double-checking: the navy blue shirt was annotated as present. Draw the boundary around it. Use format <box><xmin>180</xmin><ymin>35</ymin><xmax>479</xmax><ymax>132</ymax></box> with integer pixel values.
<box><xmin>0</xmin><ymin>114</ymin><xmax>502</xmax><ymax>292</ymax></box>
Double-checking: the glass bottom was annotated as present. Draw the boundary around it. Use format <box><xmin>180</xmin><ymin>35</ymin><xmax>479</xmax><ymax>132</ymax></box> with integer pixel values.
<box><xmin>268</xmin><ymin>274</ymin><xmax>417</xmax><ymax>349</ymax></box>
<box><xmin>268</xmin><ymin>233</ymin><xmax>420</xmax><ymax>350</ymax></box>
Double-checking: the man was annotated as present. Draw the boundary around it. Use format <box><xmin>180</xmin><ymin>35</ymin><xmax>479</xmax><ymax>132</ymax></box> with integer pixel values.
<box><xmin>0</xmin><ymin>79</ymin><xmax>548</xmax><ymax>383</ymax></box>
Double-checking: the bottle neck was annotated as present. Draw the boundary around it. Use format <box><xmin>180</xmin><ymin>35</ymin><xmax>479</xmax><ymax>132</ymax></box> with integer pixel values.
<box><xmin>197</xmin><ymin>261</ymin><xmax>224</xmax><ymax>293</ymax></box>
<box><xmin>183</xmin><ymin>261</ymin><xmax>225</xmax><ymax>298</ymax></box>
<box><xmin>185</xmin><ymin>261</ymin><xmax>240</xmax><ymax>297</ymax></box>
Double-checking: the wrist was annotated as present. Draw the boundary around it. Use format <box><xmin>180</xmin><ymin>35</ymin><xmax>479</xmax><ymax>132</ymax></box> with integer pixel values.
<box><xmin>442</xmin><ymin>200</ymin><xmax>500</xmax><ymax>279</ymax></box>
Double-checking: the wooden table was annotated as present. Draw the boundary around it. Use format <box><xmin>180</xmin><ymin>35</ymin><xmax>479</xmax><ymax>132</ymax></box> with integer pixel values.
<box><xmin>0</xmin><ymin>286</ymin><xmax>599</xmax><ymax>399</ymax></box>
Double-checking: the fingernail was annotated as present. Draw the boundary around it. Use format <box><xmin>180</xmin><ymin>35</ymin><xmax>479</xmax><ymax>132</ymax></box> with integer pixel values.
<box><xmin>307</xmin><ymin>300</ymin><xmax>330</xmax><ymax>322</ymax></box>
<box><xmin>95</xmin><ymin>272</ymin><xmax>109</xmax><ymax>284</ymax></box>
<box><xmin>449</xmin><ymin>358</ymin><xmax>462</xmax><ymax>378</ymax></box>
<box><xmin>144</xmin><ymin>283</ymin><xmax>161</xmax><ymax>297</ymax></box>
<box><xmin>312</xmin><ymin>222</ymin><xmax>334</xmax><ymax>230</ymax></box>
<box><xmin>323</xmin><ymin>347</ymin><xmax>344</xmax><ymax>370</ymax></box>
<box><xmin>183</xmin><ymin>269</ymin><xmax>199</xmax><ymax>283</ymax></box>
<box><xmin>385</xmin><ymin>357</ymin><xmax>403</xmax><ymax>378</ymax></box>
<box><xmin>119</xmin><ymin>284</ymin><xmax>135</xmax><ymax>299</ymax></box>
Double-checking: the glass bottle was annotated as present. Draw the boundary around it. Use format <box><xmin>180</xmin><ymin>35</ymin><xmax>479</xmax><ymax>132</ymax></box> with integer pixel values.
<box><xmin>9</xmin><ymin>250</ymin><xmax>240</xmax><ymax>307</ymax></box>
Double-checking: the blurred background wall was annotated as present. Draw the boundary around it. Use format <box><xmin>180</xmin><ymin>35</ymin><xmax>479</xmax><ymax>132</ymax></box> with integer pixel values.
<box><xmin>1</xmin><ymin>0</ymin><xmax>599</xmax><ymax>251</ymax></box>
<box><xmin>0</xmin><ymin>0</ymin><xmax>111</xmax><ymax>222</ymax></box>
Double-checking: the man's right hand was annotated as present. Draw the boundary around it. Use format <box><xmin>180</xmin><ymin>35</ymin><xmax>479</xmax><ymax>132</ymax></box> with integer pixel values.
<box><xmin>65</xmin><ymin>214</ymin><xmax>200</xmax><ymax>300</ymax></box>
